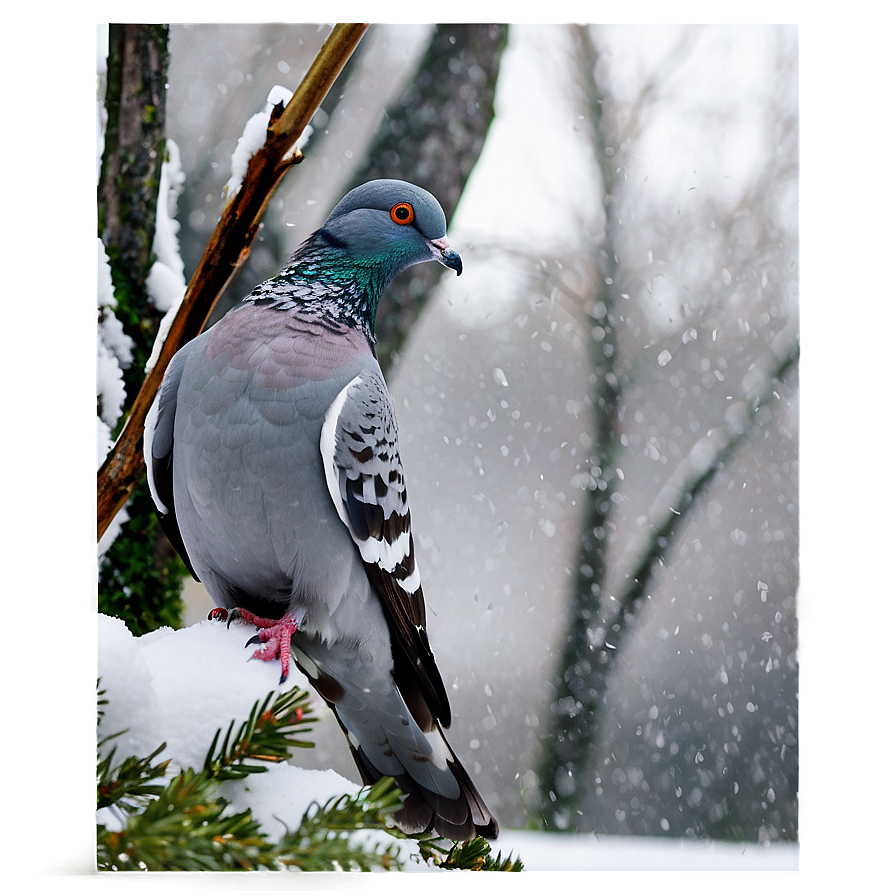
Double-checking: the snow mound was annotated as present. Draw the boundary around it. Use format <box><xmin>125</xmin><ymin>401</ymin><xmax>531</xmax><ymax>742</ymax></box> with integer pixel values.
<box><xmin>99</xmin><ymin>614</ymin><xmax>290</xmax><ymax>768</ymax></box>
<box><xmin>97</xmin><ymin>613</ymin><xmax>361</xmax><ymax>840</ymax></box>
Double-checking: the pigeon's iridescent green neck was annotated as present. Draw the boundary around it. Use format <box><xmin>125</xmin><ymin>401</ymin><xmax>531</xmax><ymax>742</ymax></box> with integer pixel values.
<box><xmin>245</xmin><ymin>235</ymin><xmax>402</xmax><ymax>342</ymax></box>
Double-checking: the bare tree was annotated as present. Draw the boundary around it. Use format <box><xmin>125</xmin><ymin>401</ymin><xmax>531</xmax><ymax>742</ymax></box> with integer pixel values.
<box><xmin>537</xmin><ymin>25</ymin><xmax>798</xmax><ymax>837</ymax></box>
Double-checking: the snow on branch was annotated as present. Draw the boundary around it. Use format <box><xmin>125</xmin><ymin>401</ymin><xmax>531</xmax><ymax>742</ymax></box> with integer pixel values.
<box><xmin>224</xmin><ymin>85</ymin><xmax>313</xmax><ymax>200</ymax></box>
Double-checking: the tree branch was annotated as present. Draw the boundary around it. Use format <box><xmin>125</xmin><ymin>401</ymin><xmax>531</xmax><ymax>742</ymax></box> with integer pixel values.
<box><xmin>97</xmin><ymin>23</ymin><xmax>369</xmax><ymax>541</ymax></box>
<box><xmin>611</xmin><ymin>337</ymin><xmax>799</xmax><ymax>630</ymax></box>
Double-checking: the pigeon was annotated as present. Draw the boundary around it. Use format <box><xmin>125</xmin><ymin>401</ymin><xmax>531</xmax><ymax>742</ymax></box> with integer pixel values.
<box><xmin>144</xmin><ymin>179</ymin><xmax>498</xmax><ymax>841</ymax></box>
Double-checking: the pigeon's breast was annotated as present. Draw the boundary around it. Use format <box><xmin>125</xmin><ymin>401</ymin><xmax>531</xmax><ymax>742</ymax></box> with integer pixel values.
<box><xmin>172</xmin><ymin>303</ymin><xmax>377</xmax><ymax>602</ymax></box>
<box><xmin>204</xmin><ymin>303</ymin><xmax>373</xmax><ymax>389</ymax></box>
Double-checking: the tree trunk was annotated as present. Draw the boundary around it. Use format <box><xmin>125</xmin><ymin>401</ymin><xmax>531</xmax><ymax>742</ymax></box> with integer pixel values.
<box><xmin>536</xmin><ymin>25</ymin><xmax>623</xmax><ymax>830</ymax></box>
<box><xmin>98</xmin><ymin>24</ymin><xmax>171</xmax><ymax>400</ymax></box>
<box><xmin>345</xmin><ymin>23</ymin><xmax>509</xmax><ymax>371</ymax></box>
<box><xmin>97</xmin><ymin>24</ymin><xmax>185</xmax><ymax>634</ymax></box>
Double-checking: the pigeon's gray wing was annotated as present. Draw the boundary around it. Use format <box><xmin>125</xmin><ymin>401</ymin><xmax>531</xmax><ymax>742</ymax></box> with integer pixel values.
<box><xmin>320</xmin><ymin>369</ymin><xmax>451</xmax><ymax>728</ymax></box>
<box><xmin>144</xmin><ymin>345</ymin><xmax>199</xmax><ymax>581</ymax></box>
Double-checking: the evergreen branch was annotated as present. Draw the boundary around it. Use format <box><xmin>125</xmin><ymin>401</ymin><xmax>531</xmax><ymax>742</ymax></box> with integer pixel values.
<box><xmin>97</xmin><ymin>763</ymin><xmax>411</xmax><ymax>872</ymax></box>
<box><xmin>97</xmin><ymin>690</ymin><xmax>409</xmax><ymax>871</ymax></box>
<box><xmin>98</xmin><ymin>768</ymin><xmax>268</xmax><ymax>871</ymax></box>
<box><xmin>97</xmin><ymin>683</ymin><xmax>107</xmax><ymax>724</ymax></box>
<box><xmin>203</xmin><ymin>687</ymin><xmax>317</xmax><ymax>782</ymax></box>
<box><xmin>97</xmin><ymin>686</ymin><xmax>523</xmax><ymax>872</ymax></box>
<box><xmin>97</xmin><ymin>682</ymin><xmax>171</xmax><ymax>813</ymax></box>
<box><xmin>270</xmin><ymin>777</ymin><xmax>408</xmax><ymax>871</ymax></box>
<box><xmin>411</xmin><ymin>832</ymin><xmax>524</xmax><ymax>871</ymax></box>
<box><xmin>97</xmin><ymin>23</ymin><xmax>369</xmax><ymax>541</ymax></box>
<box><xmin>484</xmin><ymin>849</ymin><xmax>526</xmax><ymax>872</ymax></box>
<box><xmin>437</xmin><ymin>836</ymin><xmax>525</xmax><ymax>871</ymax></box>
<box><xmin>97</xmin><ymin>739</ymin><xmax>170</xmax><ymax>813</ymax></box>
<box><xmin>317</xmin><ymin>775</ymin><xmax>407</xmax><ymax>829</ymax></box>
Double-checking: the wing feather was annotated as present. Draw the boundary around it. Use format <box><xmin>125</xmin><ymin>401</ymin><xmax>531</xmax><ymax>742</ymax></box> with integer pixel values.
<box><xmin>144</xmin><ymin>346</ymin><xmax>199</xmax><ymax>581</ymax></box>
<box><xmin>321</xmin><ymin>371</ymin><xmax>450</xmax><ymax>727</ymax></box>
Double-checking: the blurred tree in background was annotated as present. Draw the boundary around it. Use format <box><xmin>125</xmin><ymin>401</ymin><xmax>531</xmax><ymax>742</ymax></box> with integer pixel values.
<box><xmin>536</xmin><ymin>25</ymin><xmax>798</xmax><ymax>841</ymax></box>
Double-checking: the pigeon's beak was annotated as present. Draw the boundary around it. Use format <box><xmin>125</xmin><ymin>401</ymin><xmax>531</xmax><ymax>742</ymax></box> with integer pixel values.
<box><xmin>430</xmin><ymin>236</ymin><xmax>463</xmax><ymax>276</ymax></box>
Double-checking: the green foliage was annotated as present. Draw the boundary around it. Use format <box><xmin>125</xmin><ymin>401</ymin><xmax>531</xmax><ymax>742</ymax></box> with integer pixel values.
<box><xmin>97</xmin><ymin>684</ymin><xmax>107</xmax><ymax>723</ymax></box>
<box><xmin>97</xmin><ymin>739</ymin><xmax>169</xmax><ymax>815</ymax></box>
<box><xmin>417</xmin><ymin>834</ymin><xmax>525</xmax><ymax>872</ymax></box>
<box><xmin>266</xmin><ymin>778</ymin><xmax>409</xmax><ymax>871</ymax></box>
<box><xmin>202</xmin><ymin>688</ymin><xmax>317</xmax><ymax>781</ymax></box>
<box><xmin>97</xmin><ymin>684</ymin><xmax>171</xmax><ymax>817</ymax></box>
<box><xmin>97</xmin><ymin>684</ymin><xmax>523</xmax><ymax>872</ymax></box>
<box><xmin>98</xmin><ymin>477</ymin><xmax>186</xmax><ymax>636</ymax></box>
<box><xmin>446</xmin><ymin>838</ymin><xmax>524</xmax><ymax>871</ymax></box>
<box><xmin>99</xmin><ymin>767</ymin><xmax>265</xmax><ymax>870</ymax></box>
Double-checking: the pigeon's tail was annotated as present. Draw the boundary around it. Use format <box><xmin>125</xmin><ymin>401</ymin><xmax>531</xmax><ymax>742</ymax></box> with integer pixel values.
<box><xmin>298</xmin><ymin>653</ymin><xmax>498</xmax><ymax>841</ymax></box>
<box><xmin>346</xmin><ymin>717</ymin><xmax>499</xmax><ymax>842</ymax></box>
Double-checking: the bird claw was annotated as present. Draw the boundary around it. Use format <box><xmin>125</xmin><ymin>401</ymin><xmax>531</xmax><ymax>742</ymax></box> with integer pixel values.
<box><xmin>208</xmin><ymin>607</ymin><xmax>244</xmax><ymax>628</ymax></box>
<box><xmin>209</xmin><ymin>606</ymin><xmax>300</xmax><ymax>682</ymax></box>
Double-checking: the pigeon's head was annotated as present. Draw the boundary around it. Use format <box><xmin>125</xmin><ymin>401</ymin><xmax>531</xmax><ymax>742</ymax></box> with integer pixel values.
<box><xmin>321</xmin><ymin>179</ymin><xmax>463</xmax><ymax>279</ymax></box>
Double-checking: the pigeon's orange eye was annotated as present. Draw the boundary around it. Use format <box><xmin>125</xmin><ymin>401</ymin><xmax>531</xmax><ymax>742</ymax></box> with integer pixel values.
<box><xmin>390</xmin><ymin>202</ymin><xmax>415</xmax><ymax>225</ymax></box>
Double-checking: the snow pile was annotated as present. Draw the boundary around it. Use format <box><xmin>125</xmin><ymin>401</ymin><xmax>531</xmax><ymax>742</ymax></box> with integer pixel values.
<box><xmin>224</xmin><ymin>84</ymin><xmax>312</xmax><ymax>199</ymax></box>
<box><xmin>94</xmin><ymin>610</ymin><xmax>324</xmax><ymax>836</ymax></box>
<box><xmin>97</xmin><ymin>613</ymin><xmax>355</xmax><ymax>806</ymax></box>
<box><xmin>96</xmin><ymin>614</ymin><xmax>430</xmax><ymax>868</ymax></box>
<box><xmin>100</xmin><ymin>614</ymin><xmax>267</xmax><ymax>765</ymax></box>
<box><xmin>149</xmin><ymin>140</ymin><xmax>187</xmax><ymax>305</ymax></box>
<box><xmin>96</xmin><ymin>242</ymin><xmax>132</xmax><ymax>465</ymax></box>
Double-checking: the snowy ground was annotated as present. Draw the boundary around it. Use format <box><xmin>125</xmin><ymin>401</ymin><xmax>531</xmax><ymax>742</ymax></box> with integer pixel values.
<box><xmin>493</xmin><ymin>828</ymin><xmax>796</xmax><ymax>871</ymax></box>
<box><xmin>96</xmin><ymin>615</ymin><xmax>797</xmax><ymax>875</ymax></box>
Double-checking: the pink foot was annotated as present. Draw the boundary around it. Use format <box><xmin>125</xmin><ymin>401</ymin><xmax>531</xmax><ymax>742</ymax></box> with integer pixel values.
<box><xmin>208</xmin><ymin>607</ymin><xmax>299</xmax><ymax>683</ymax></box>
